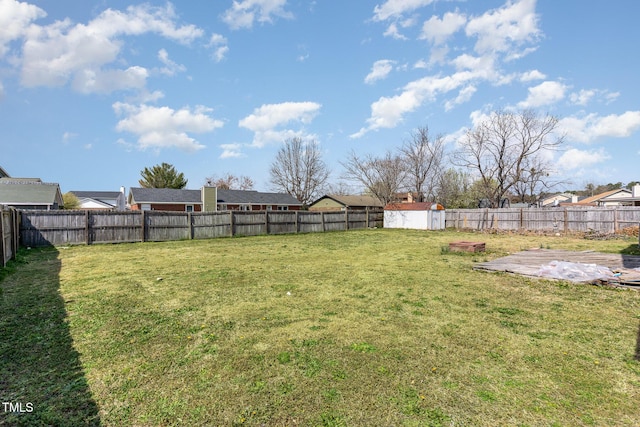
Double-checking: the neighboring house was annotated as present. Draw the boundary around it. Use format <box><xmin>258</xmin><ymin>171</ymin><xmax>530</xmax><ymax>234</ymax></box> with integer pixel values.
<box><xmin>540</xmin><ymin>193</ymin><xmax>576</xmax><ymax>207</ymax></box>
<box><xmin>576</xmin><ymin>188</ymin><xmax>632</xmax><ymax>206</ymax></box>
<box><xmin>384</xmin><ymin>202</ymin><xmax>446</xmax><ymax>230</ymax></box>
<box><xmin>308</xmin><ymin>194</ymin><xmax>383</xmax><ymax>211</ymax></box>
<box><xmin>127</xmin><ymin>187</ymin><xmax>303</xmax><ymax>212</ymax></box>
<box><xmin>70</xmin><ymin>187</ymin><xmax>127</xmax><ymax>210</ymax></box>
<box><xmin>600</xmin><ymin>185</ymin><xmax>640</xmax><ymax>207</ymax></box>
<box><xmin>0</xmin><ymin>177</ymin><xmax>64</xmax><ymax>210</ymax></box>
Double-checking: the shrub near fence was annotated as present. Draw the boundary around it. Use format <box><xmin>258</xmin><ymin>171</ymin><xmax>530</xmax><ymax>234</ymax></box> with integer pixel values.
<box><xmin>445</xmin><ymin>206</ymin><xmax>640</xmax><ymax>233</ymax></box>
<box><xmin>19</xmin><ymin>209</ymin><xmax>384</xmax><ymax>247</ymax></box>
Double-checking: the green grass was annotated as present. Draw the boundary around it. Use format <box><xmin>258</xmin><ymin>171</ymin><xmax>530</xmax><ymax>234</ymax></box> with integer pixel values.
<box><xmin>2</xmin><ymin>229</ymin><xmax>640</xmax><ymax>426</ymax></box>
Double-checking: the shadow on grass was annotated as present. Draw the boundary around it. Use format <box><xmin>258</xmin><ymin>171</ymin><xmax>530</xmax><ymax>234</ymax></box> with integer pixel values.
<box><xmin>0</xmin><ymin>247</ymin><xmax>100</xmax><ymax>426</ymax></box>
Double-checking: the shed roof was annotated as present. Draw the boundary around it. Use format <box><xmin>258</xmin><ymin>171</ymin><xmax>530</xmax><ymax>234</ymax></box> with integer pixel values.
<box><xmin>384</xmin><ymin>202</ymin><xmax>444</xmax><ymax>211</ymax></box>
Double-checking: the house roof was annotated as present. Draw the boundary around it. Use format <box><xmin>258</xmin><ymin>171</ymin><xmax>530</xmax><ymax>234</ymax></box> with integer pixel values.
<box><xmin>311</xmin><ymin>194</ymin><xmax>383</xmax><ymax>208</ymax></box>
<box><xmin>71</xmin><ymin>191</ymin><xmax>122</xmax><ymax>200</ymax></box>
<box><xmin>128</xmin><ymin>187</ymin><xmax>303</xmax><ymax>206</ymax></box>
<box><xmin>216</xmin><ymin>189</ymin><xmax>302</xmax><ymax>206</ymax></box>
<box><xmin>0</xmin><ymin>178</ymin><xmax>63</xmax><ymax>206</ymax></box>
<box><xmin>129</xmin><ymin>187</ymin><xmax>202</xmax><ymax>204</ymax></box>
<box><xmin>0</xmin><ymin>166</ymin><xmax>9</xmax><ymax>178</ymax></box>
<box><xmin>577</xmin><ymin>188</ymin><xmax>631</xmax><ymax>205</ymax></box>
<box><xmin>384</xmin><ymin>202</ymin><xmax>444</xmax><ymax>211</ymax></box>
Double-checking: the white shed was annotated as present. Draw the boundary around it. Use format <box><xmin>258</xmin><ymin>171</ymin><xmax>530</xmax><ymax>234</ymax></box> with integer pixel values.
<box><xmin>384</xmin><ymin>202</ymin><xmax>446</xmax><ymax>230</ymax></box>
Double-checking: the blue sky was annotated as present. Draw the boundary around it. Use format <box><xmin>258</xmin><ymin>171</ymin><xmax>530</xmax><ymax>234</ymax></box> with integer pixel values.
<box><xmin>1</xmin><ymin>0</ymin><xmax>639</xmax><ymax>194</ymax></box>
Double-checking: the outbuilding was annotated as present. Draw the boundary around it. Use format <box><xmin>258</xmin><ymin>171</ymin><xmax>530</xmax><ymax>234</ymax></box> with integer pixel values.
<box><xmin>384</xmin><ymin>202</ymin><xmax>445</xmax><ymax>230</ymax></box>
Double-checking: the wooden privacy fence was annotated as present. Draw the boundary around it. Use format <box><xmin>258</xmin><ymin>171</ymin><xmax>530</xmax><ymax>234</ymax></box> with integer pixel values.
<box><xmin>0</xmin><ymin>206</ymin><xmax>19</xmax><ymax>267</ymax></box>
<box><xmin>445</xmin><ymin>206</ymin><xmax>640</xmax><ymax>233</ymax></box>
<box><xmin>20</xmin><ymin>209</ymin><xmax>384</xmax><ymax>247</ymax></box>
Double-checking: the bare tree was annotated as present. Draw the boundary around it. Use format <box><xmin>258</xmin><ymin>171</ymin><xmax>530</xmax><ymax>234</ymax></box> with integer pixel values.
<box><xmin>205</xmin><ymin>173</ymin><xmax>254</xmax><ymax>190</ymax></box>
<box><xmin>451</xmin><ymin>109</ymin><xmax>564</xmax><ymax>207</ymax></box>
<box><xmin>269</xmin><ymin>137</ymin><xmax>330</xmax><ymax>206</ymax></box>
<box><xmin>341</xmin><ymin>150</ymin><xmax>407</xmax><ymax>206</ymax></box>
<box><xmin>400</xmin><ymin>126</ymin><xmax>445</xmax><ymax>202</ymax></box>
<box><xmin>510</xmin><ymin>155</ymin><xmax>566</xmax><ymax>204</ymax></box>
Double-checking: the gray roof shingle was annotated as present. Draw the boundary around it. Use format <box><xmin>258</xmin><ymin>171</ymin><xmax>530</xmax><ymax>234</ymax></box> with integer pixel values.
<box><xmin>129</xmin><ymin>187</ymin><xmax>202</xmax><ymax>204</ymax></box>
<box><xmin>128</xmin><ymin>187</ymin><xmax>302</xmax><ymax>206</ymax></box>
<box><xmin>216</xmin><ymin>189</ymin><xmax>301</xmax><ymax>206</ymax></box>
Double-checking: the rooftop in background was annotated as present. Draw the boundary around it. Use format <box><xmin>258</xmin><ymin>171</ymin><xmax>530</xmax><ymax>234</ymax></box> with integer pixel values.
<box><xmin>0</xmin><ymin>177</ymin><xmax>63</xmax><ymax>209</ymax></box>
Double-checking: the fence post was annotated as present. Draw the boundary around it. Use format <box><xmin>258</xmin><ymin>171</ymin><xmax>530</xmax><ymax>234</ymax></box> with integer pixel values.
<box><xmin>140</xmin><ymin>210</ymin><xmax>146</xmax><ymax>242</ymax></box>
<box><xmin>0</xmin><ymin>207</ymin><xmax>5</xmax><ymax>268</ymax></box>
<box><xmin>321</xmin><ymin>211</ymin><xmax>325</xmax><ymax>231</ymax></box>
<box><xmin>188</xmin><ymin>212</ymin><xmax>194</xmax><ymax>240</ymax></box>
<box><xmin>265</xmin><ymin>211</ymin><xmax>269</xmax><ymax>235</ymax></box>
<box><xmin>345</xmin><ymin>210</ymin><xmax>349</xmax><ymax>230</ymax></box>
<box><xmin>365</xmin><ymin>209</ymin><xmax>369</xmax><ymax>228</ymax></box>
<box><xmin>85</xmin><ymin>210</ymin><xmax>90</xmax><ymax>245</ymax></box>
<box><xmin>12</xmin><ymin>209</ymin><xmax>19</xmax><ymax>256</ymax></box>
<box><xmin>563</xmin><ymin>208</ymin><xmax>568</xmax><ymax>233</ymax></box>
<box><xmin>229</xmin><ymin>211</ymin><xmax>235</xmax><ymax>237</ymax></box>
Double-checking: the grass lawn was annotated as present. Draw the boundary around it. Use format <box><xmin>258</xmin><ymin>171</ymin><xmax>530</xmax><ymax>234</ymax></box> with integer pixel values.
<box><xmin>1</xmin><ymin>229</ymin><xmax>640</xmax><ymax>426</ymax></box>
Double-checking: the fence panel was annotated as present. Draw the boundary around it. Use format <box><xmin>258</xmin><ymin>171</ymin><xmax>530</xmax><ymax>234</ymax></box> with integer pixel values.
<box><xmin>347</xmin><ymin>211</ymin><xmax>368</xmax><ymax>230</ymax></box>
<box><xmin>617</xmin><ymin>207</ymin><xmax>640</xmax><ymax>230</ymax></box>
<box><xmin>446</xmin><ymin>206</ymin><xmax>640</xmax><ymax>233</ymax></box>
<box><xmin>298</xmin><ymin>211</ymin><xmax>323</xmax><ymax>233</ymax></box>
<box><xmin>18</xmin><ymin>208</ymin><xmax>385</xmax><ymax>247</ymax></box>
<box><xmin>90</xmin><ymin>211</ymin><xmax>143</xmax><ymax>243</ymax></box>
<box><xmin>233</xmin><ymin>211</ymin><xmax>268</xmax><ymax>236</ymax></box>
<box><xmin>145</xmin><ymin>211</ymin><xmax>190</xmax><ymax>242</ymax></box>
<box><xmin>267</xmin><ymin>211</ymin><xmax>297</xmax><ymax>234</ymax></box>
<box><xmin>368</xmin><ymin>210</ymin><xmax>384</xmax><ymax>228</ymax></box>
<box><xmin>192</xmin><ymin>212</ymin><xmax>232</xmax><ymax>239</ymax></box>
<box><xmin>323</xmin><ymin>212</ymin><xmax>347</xmax><ymax>232</ymax></box>
<box><xmin>21</xmin><ymin>210</ymin><xmax>86</xmax><ymax>246</ymax></box>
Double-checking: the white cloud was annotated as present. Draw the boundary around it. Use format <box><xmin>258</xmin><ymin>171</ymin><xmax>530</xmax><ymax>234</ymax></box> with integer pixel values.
<box><xmin>520</xmin><ymin>69</ymin><xmax>546</xmax><ymax>82</ymax></box>
<box><xmin>157</xmin><ymin>49</ymin><xmax>186</xmax><ymax>76</ymax></box>
<box><xmin>372</xmin><ymin>0</ymin><xmax>436</xmax><ymax>22</ymax></box>
<box><xmin>19</xmin><ymin>3</ymin><xmax>203</xmax><ymax>93</ymax></box>
<box><xmin>222</xmin><ymin>0</ymin><xmax>293</xmax><ymax>30</ymax></box>
<box><xmin>113</xmin><ymin>102</ymin><xmax>223</xmax><ymax>152</ymax></box>
<box><xmin>419</xmin><ymin>11</ymin><xmax>466</xmax><ymax>46</ymax></box>
<box><xmin>518</xmin><ymin>80</ymin><xmax>566</xmax><ymax>108</ymax></box>
<box><xmin>0</xmin><ymin>0</ymin><xmax>46</xmax><ymax>57</ymax></box>
<box><xmin>365</xmin><ymin>59</ymin><xmax>396</xmax><ymax>84</ymax></box>
<box><xmin>219</xmin><ymin>143</ymin><xmax>246</xmax><ymax>159</ymax></box>
<box><xmin>62</xmin><ymin>131</ymin><xmax>77</xmax><ymax>143</ymax></box>
<box><xmin>239</xmin><ymin>101</ymin><xmax>321</xmax><ymax>147</ymax></box>
<box><xmin>465</xmin><ymin>0</ymin><xmax>540</xmax><ymax>57</ymax></box>
<box><xmin>73</xmin><ymin>66</ymin><xmax>149</xmax><ymax>94</ymax></box>
<box><xmin>208</xmin><ymin>33</ymin><xmax>229</xmax><ymax>62</ymax></box>
<box><xmin>382</xmin><ymin>22</ymin><xmax>407</xmax><ymax>40</ymax></box>
<box><xmin>557</xmin><ymin>147</ymin><xmax>610</xmax><ymax>170</ymax></box>
<box><xmin>559</xmin><ymin>111</ymin><xmax>640</xmax><ymax>143</ymax></box>
<box><xmin>445</xmin><ymin>85</ymin><xmax>477</xmax><ymax>111</ymax></box>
